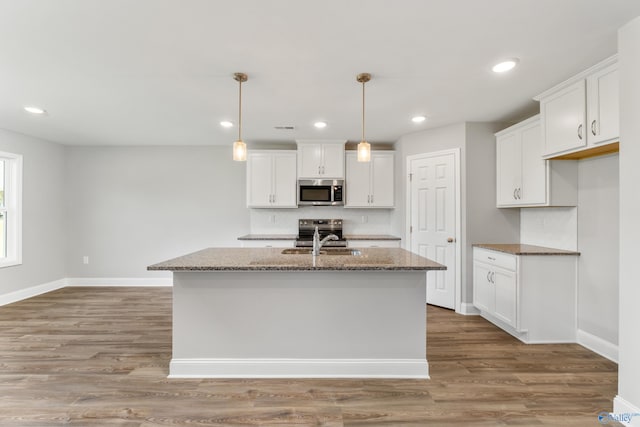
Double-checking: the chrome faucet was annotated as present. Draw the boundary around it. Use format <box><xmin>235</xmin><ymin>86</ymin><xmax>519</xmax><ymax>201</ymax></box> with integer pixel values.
<box><xmin>312</xmin><ymin>226</ymin><xmax>339</xmax><ymax>256</ymax></box>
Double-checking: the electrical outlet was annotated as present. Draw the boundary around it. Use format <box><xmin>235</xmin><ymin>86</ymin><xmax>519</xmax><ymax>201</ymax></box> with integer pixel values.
<box><xmin>83</xmin><ymin>256</ymin><xmax>89</xmax><ymax>265</ymax></box>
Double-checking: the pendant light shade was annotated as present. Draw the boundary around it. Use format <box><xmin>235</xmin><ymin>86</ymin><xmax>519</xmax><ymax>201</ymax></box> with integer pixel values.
<box><xmin>356</xmin><ymin>73</ymin><xmax>372</xmax><ymax>162</ymax></box>
<box><xmin>232</xmin><ymin>72</ymin><xmax>248</xmax><ymax>161</ymax></box>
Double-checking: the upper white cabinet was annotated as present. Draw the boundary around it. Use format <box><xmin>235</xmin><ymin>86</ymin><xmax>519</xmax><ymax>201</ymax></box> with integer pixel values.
<box><xmin>247</xmin><ymin>150</ymin><xmax>297</xmax><ymax>208</ymax></box>
<box><xmin>496</xmin><ymin>115</ymin><xmax>577</xmax><ymax>208</ymax></box>
<box><xmin>296</xmin><ymin>140</ymin><xmax>346</xmax><ymax>179</ymax></box>
<box><xmin>536</xmin><ymin>55</ymin><xmax>618</xmax><ymax>159</ymax></box>
<box><xmin>345</xmin><ymin>151</ymin><xmax>395</xmax><ymax>208</ymax></box>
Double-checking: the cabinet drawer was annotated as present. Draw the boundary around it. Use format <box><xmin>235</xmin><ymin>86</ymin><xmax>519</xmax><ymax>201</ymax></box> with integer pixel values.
<box><xmin>473</xmin><ymin>248</ymin><xmax>516</xmax><ymax>271</ymax></box>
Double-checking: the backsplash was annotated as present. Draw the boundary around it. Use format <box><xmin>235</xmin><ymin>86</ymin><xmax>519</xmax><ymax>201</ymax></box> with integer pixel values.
<box><xmin>250</xmin><ymin>207</ymin><xmax>394</xmax><ymax>235</ymax></box>
<box><xmin>520</xmin><ymin>207</ymin><xmax>578</xmax><ymax>251</ymax></box>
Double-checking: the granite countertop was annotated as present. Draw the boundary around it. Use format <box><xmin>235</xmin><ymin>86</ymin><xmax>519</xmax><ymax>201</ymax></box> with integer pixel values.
<box><xmin>237</xmin><ymin>234</ymin><xmax>401</xmax><ymax>241</ymax></box>
<box><xmin>148</xmin><ymin>247</ymin><xmax>445</xmax><ymax>271</ymax></box>
<box><xmin>473</xmin><ymin>243</ymin><xmax>580</xmax><ymax>256</ymax></box>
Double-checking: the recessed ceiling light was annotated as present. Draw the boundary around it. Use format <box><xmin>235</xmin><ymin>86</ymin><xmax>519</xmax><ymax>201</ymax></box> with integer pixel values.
<box><xmin>411</xmin><ymin>116</ymin><xmax>426</xmax><ymax>123</ymax></box>
<box><xmin>492</xmin><ymin>59</ymin><xmax>519</xmax><ymax>73</ymax></box>
<box><xmin>220</xmin><ymin>120</ymin><xmax>233</xmax><ymax>128</ymax></box>
<box><xmin>314</xmin><ymin>121</ymin><xmax>327</xmax><ymax>129</ymax></box>
<box><xmin>24</xmin><ymin>106</ymin><xmax>47</xmax><ymax>115</ymax></box>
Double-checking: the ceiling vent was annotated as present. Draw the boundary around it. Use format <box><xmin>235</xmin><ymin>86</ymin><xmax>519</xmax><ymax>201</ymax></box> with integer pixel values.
<box><xmin>274</xmin><ymin>125</ymin><xmax>295</xmax><ymax>130</ymax></box>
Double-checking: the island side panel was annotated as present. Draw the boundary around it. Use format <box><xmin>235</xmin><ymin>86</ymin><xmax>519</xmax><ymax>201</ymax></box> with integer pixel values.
<box><xmin>171</xmin><ymin>270</ymin><xmax>427</xmax><ymax>378</ymax></box>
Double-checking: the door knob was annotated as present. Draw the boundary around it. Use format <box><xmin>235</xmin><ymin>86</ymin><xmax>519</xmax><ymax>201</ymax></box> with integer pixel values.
<box><xmin>447</xmin><ymin>237</ymin><xmax>456</xmax><ymax>243</ymax></box>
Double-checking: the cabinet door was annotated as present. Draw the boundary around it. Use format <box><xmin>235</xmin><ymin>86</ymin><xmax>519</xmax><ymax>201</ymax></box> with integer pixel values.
<box><xmin>520</xmin><ymin>122</ymin><xmax>547</xmax><ymax>205</ymax></box>
<box><xmin>473</xmin><ymin>261</ymin><xmax>494</xmax><ymax>313</ymax></box>
<box><xmin>493</xmin><ymin>267</ymin><xmax>517</xmax><ymax>329</ymax></box>
<box><xmin>247</xmin><ymin>152</ymin><xmax>273</xmax><ymax>207</ymax></box>
<box><xmin>297</xmin><ymin>144</ymin><xmax>323</xmax><ymax>178</ymax></box>
<box><xmin>371</xmin><ymin>152</ymin><xmax>394</xmax><ymax>207</ymax></box>
<box><xmin>272</xmin><ymin>153</ymin><xmax>297</xmax><ymax>207</ymax></box>
<box><xmin>541</xmin><ymin>80</ymin><xmax>587</xmax><ymax>157</ymax></box>
<box><xmin>345</xmin><ymin>152</ymin><xmax>370</xmax><ymax>207</ymax></box>
<box><xmin>321</xmin><ymin>143</ymin><xmax>345</xmax><ymax>178</ymax></box>
<box><xmin>587</xmin><ymin>63</ymin><xmax>619</xmax><ymax>145</ymax></box>
<box><xmin>496</xmin><ymin>132</ymin><xmax>521</xmax><ymax>206</ymax></box>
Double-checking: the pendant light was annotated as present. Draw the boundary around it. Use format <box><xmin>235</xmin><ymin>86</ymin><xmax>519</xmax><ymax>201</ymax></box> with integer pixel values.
<box><xmin>232</xmin><ymin>72</ymin><xmax>248</xmax><ymax>161</ymax></box>
<box><xmin>356</xmin><ymin>73</ymin><xmax>371</xmax><ymax>162</ymax></box>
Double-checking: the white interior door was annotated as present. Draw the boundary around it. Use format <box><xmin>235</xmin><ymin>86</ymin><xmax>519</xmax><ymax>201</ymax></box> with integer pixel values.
<box><xmin>409</xmin><ymin>152</ymin><xmax>457</xmax><ymax>309</ymax></box>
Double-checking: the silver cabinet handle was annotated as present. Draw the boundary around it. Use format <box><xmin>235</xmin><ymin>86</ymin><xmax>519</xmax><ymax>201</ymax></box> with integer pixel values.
<box><xmin>487</xmin><ymin>271</ymin><xmax>491</xmax><ymax>282</ymax></box>
<box><xmin>517</xmin><ymin>188</ymin><xmax>522</xmax><ymax>199</ymax></box>
<box><xmin>318</xmin><ymin>165</ymin><xmax>321</xmax><ymax>175</ymax></box>
<box><xmin>513</xmin><ymin>188</ymin><xmax>517</xmax><ymax>200</ymax></box>
<box><xmin>578</xmin><ymin>124</ymin><xmax>583</xmax><ymax>140</ymax></box>
<box><xmin>321</xmin><ymin>165</ymin><xmax>325</xmax><ymax>174</ymax></box>
<box><xmin>488</xmin><ymin>256</ymin><xmax>496</xmax><ymax>261</ymax></box>
<box><xmin>591</xmin><ymin>120</ymin><xmax>597</xmax><ymax>136</ymax></box>
<box><xmin>367</xmin><ymin>195</ymin><xmax>371</xmax><ymax>203</ymax></box>
<box><xmin>370</xmin><ymin>194</ymin><xmax>374</xmax><ymax>204</ymax></box>
<box><xmin>491</xmin><ymin>272</ymin><xmax>495</xmax><ymax>283</ymax></box>
<box><xmin>272</xmin><ymin>194</ymin><xmax>276</xmax><ymax>203</ymax></box>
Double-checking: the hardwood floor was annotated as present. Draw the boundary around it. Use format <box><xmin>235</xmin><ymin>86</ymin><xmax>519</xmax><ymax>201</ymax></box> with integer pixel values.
<box><xmin>0</xmin><ymin>287</ymin><xmax>618</xmax><ymax>426</ymax></box>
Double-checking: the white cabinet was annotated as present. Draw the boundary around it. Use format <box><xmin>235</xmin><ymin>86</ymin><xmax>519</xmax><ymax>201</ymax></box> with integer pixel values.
<box><xmin>472</xmin><ymin>247</ymin><xmax>578</xmax><ymax>343</ymax></box>
<box><xmin>240</xmin><ymin>240</ymin><xmax>295</xmax><ymax>248</ymax></box>
<box><xmin>247</xmin><ymin>150</ymin><xmax>297</xmax><ymax>208</ymax></box>
<box><xmin>346</xmin><ymin>239</ymin><xmax>401</xmax><ymax>248</ymax></box>
<box><xmin>296</xmin><ymin>140</ymin><xmax>346</xmax><ymax>179</ymax></box>
<box><xmin>496</xmin><ymin>115</ymin><xmax>577</xmax><ymax>208</ymax></box>
<box><xmin>536</xmin><ymin>55</ymin><xmax>618</xmax><ymax>158</ymax></box>
<box><xmin>345</xmin><ymin>151</ymin><xmax>394</xmax><ymax>208</ymax></box>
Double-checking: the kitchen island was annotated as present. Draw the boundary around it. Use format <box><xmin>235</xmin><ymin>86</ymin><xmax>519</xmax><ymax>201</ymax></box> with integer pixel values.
<box><xmin>148</xmin><ymin>247</ymin><xmax>445</xmax><ymax>379</ymax></box>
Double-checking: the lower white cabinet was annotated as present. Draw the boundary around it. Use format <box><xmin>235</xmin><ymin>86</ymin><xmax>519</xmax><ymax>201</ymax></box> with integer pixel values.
<box><xmin>346</xmin><ymin>240</ymin><xmax>400</xmax><ymax>248</ymax></box>
<box><xmin>240</xmin><ymin>240</ymin><xmax>295</xmax><ymax>248</ymax></box>
<box><xmin>473</xmin><ymin>247</ymin><xmax>577</xmax><ymax>343</ymax></box>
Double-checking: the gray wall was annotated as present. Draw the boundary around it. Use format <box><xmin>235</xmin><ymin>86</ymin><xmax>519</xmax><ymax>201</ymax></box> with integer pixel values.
<box><xmin>464</xmin><ymin>122</ymin><xmax>521</xmax><ymax>303</ymax></box>
<box><xmin>0</xmin><ymin>128</ymin><xmax>67</xmax><ymax>294</ymax></box>
<box><xmin>392</xmin><ymin>122</ymin><xmax>520</xmax><ymax>306</ymax></box>
<box><xmin>65</xmin><ymin>146</ymin><xmax>250</xmax><ymax>278</ymax></box>
<box><xmin>618</xmin><ymin>15</ymin><xmax>640</xmax><ymax>412</ymax></box>
<box><xmin>577</xmin><ymin>154</ymin><xmax>619</xmax><ymax>346</ymax></box>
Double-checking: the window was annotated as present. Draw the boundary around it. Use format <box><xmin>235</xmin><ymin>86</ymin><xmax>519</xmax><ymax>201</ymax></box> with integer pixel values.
<box><xmin>0</xmin><ymin>151</ymin><xmax>22</xmax><ymax>268</ymax></box>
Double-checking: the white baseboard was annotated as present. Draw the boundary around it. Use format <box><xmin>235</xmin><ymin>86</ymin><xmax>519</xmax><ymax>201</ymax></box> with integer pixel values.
<box><xmin>0</xmin><ymin>277</ymin><xmax>173</xmax><ymax>306</ymax></box>
<box><xmin>66</xmin><ymin>277</ymin><xmax>172</xmax><ymax>287</ymax></box>
<box><xmin>577</xmin><ymin>329</ymin><xmax>618</xmax><ymax>363</ymax></box>
<box><xmin>0</xmin><ymin>278</ymin><xmax>67</xmax><ymax>306</ymax></box>
<box><xmin>169</xmin><ymin>358</ymin><xmax>430</xmax><ymax>379</ymax></box>
<box><xmin>612</xmin><ymin>396</ymin><xmax>640</xmax><ymax>426</ymax></box>
<box><xmin>457</xmin><ymin>302</ymin><xmax>480</xmax><ymax>315</ymax></box>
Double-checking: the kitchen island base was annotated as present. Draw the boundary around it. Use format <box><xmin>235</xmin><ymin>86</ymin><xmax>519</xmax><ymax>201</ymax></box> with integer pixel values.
<box><xmin>170</xmin><ymin>270</ymin><xmax>428</xmax><ymax>379</ymax></box>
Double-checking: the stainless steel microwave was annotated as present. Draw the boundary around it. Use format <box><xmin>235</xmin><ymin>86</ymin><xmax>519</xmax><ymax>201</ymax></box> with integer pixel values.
<box><xmin>297</xmin><ymin>179</ymin><xmax>344</xmax><ymax>206</ymax></box>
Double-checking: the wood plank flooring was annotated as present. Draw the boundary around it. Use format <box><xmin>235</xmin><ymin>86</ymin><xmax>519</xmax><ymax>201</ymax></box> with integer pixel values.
<box><xmin>0</xmin><ymin>287</ymin><xmax>618</xmax><ymax>426</ymax></box>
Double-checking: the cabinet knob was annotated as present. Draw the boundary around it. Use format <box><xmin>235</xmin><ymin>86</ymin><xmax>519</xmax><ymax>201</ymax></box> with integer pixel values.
<box><xmin>591</xmin><ymin>120</ymin><xmax>597</xmax><ymax>136</ymax></box>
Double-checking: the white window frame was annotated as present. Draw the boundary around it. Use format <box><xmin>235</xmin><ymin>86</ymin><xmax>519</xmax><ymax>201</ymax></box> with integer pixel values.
<box><xmin>0</xmin><ymin>151</ymin><xmax>23</xmax><ymax>268</ymax></box>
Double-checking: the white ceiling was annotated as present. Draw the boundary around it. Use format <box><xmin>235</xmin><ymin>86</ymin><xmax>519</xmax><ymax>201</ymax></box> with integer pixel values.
<box><xmin>1</xmin><ymin>0</ymin><xmax>639</xmax><ymax>147</ymax></box>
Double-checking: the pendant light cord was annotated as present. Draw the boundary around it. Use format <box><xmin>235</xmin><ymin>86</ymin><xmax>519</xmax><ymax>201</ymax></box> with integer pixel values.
<box><xmin>238</xmin><ymin>79</ymin><xmax>242</xmax><ymax>142</ymax></box>
<box><xmin>361</xmin><ymin>80</ymin><xmax>365</xmax><ymax>142</ymax></box>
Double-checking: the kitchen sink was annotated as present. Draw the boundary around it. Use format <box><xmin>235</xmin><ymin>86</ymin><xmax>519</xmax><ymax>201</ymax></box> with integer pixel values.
<box><xmin>281</xmin><ymin>248</ymin><xmax>362</xmax><ymax>256</ymax></box>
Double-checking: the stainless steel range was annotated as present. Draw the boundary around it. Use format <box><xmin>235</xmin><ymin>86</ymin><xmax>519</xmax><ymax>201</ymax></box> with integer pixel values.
<box><xmin>296</xmin><ymin>219</ymin><xmax>347</xmax><ymax>248</ymax></box>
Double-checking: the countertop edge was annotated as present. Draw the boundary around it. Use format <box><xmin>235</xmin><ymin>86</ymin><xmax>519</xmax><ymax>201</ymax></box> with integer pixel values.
<box><xmin>473</xmin><ymin>243</ymin><xmax>581</xmax><ymax>256</ymax></box>
<box><xmin>238</xmin><ymin>234</ymin><xmax>402</xmax><ymax>241</ymax></box>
